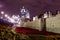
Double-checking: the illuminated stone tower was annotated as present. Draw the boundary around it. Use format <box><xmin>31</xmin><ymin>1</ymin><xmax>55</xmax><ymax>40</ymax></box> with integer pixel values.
<box><xmin>20</xmin><ymin>6</ymin><xmax>30</xmax><ymax>27</ymax></box>
<box><xmin>20</xmin><ymin>6</ymin><xmax>30</xmax><ymax>21</ymax></box>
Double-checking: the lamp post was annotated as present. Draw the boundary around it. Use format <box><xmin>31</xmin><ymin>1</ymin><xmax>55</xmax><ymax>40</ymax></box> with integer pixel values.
<box><xmin>1</xmin><ymin>11</ymin><xmax>4</xmax><ymax>19</ymax></box>
<box><xmin>42</xmin><ymin>13</ymin><xmax>47</xmax><ymax>31</ymax></box>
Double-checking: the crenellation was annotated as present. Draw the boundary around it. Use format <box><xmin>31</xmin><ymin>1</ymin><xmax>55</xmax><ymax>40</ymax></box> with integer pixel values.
<box><xmin>46</xmin><ymin>11</ymin><xmax>60</xmax><ymax>33</ymax></box>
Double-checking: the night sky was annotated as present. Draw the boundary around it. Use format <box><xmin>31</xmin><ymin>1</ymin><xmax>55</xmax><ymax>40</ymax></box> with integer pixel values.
<box><xmin>0</xmin><ymin>0</ymin><xmax>60</xmax><ymax>17</ymax></box>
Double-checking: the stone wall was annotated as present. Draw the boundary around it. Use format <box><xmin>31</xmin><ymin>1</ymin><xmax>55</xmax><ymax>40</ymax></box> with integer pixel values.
<box><xmin>46</xmin><ymin>13</ymin><xmax>60</xmax><ymax>33</ymax></box>
<box><xmin>23</xmin><ymin>16</ymin><xmax>42</xmax><ymax>31</ymax></box>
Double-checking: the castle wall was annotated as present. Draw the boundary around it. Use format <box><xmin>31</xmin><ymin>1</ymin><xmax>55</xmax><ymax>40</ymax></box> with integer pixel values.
<box><xmin>32</xmin><ymin>18</ymin><xmax>42</xmax><ymax>31</ymax></box>
<box><xmin>46</xmin><ymin>13</ymin><xmax>60</xmax><ymax>33</ymax></box>
<box><xmin>23</xmin><ymin>16</ymin><xmax>42</xmax><ymax>31</ymax></box>
<box><xmin>20</xmin><ymin>11</ymin><xmax>60</xmax><ymax>33</ymax></box>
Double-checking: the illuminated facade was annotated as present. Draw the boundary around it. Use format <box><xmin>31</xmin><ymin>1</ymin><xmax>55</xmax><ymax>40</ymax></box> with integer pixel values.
<box><xmin>20</xmin><ymin>6</ymin><xmax>30</xmax><ymax>21</ymax></box>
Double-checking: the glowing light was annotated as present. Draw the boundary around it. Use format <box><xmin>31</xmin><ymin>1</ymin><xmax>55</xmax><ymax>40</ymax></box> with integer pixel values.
<box><xmin>18</xmin><ymin>22</ymin><xmax>20</xmax><ymax>24</ymax></box>
<box><xmin>6</xmin><ymin>16</ymin><xmax>15</xmax><ymax>23</ymax></box>
<box><xmin>5</xmin><ymin>14</ymin><xmax>8</xmax><ymax>17</ymax></box>
<box><xmin>5</xmin><ymin>15</ymin><xmax>20</xmax><ymax>23</ymax></box>
<box><xmin>8</xmin><ymin>18</ymin><xmax>15</xmax><ymax>23</ymax></box>
<box><xmin>1</xmin><ymin>11</ymin><xmax>4</xmax><ymax>14</ymax></box>
<box><xmin>33</xmin><ymin>17</ymin><xmax>35</xmax><ymax>21</ymax></box>
<box><xmin>12</xmin><ymin>15</ymin><xmax>19</xmax><ymax>19</ymax></box>
<box><xmin>43</xmin><ymin>13</ymin><xmax>47</xmax><ymax>18</ymax></box>
<box><xmin>7</xmin><ymin>16</ymin><xmax>10</xmax><ymax>19</ymax></box>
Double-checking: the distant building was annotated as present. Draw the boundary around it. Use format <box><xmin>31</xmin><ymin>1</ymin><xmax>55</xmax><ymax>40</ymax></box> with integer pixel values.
<box><xmin>20</xmin><ymin>6</ymin><xmax>30</xmax><ymax>21</ymax></box>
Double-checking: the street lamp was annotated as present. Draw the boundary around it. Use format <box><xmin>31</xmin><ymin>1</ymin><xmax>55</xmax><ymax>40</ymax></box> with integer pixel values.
<box><xmin>1</xmin><ymin>11</ymin><xmax>4</xmax><ymax>15</ymax></box>
<box><xmin>5</xmin><ymin>14</ymin><xmax>8</xmax><ymax>17</ymax></box>
<box><xmin>0</xmin><ymin>11</ymin><xmax>4</xmax><ymax>19</ymax></box>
